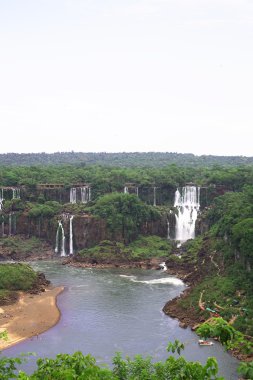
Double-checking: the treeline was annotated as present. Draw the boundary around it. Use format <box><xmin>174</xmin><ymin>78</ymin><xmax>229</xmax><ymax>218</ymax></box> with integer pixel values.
<box><xmin>0</xmin><ymin>151</ymin><xmax>253</xmax><ymax>167</ymax></box>
<box><xmin>1</xmin><ymin>163</ymin><xmax>253</xmax><ymax>191</ymax></box>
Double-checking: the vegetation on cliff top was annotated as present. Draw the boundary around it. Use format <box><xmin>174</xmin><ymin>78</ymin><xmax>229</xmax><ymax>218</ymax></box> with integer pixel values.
<box><xmin>88</xmin><ymin>193</ymin><xmax>161</xmax><ymax>242</ymax></box>
<box><xmin>1</xmin><ymin>163</ymin><xmax>253</xmax><ymax>194</ymax></box>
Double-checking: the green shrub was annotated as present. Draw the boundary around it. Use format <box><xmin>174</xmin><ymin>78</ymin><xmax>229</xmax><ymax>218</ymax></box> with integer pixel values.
<box><xmin>0</xmin><ymin>264</ymin><xmax>37</xmax><ymax>291</ymax></box>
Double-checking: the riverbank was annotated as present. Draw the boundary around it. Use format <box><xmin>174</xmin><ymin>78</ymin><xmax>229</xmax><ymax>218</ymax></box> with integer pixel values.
<box><xmin>164</xmin><ymin>264</ymin><xmax>253</xmax><ymax>362</ymax></box>
<box><xmin>0</xmin><ymin>286</ymin><xmax>64</xmax><ymax>350</ymax></box>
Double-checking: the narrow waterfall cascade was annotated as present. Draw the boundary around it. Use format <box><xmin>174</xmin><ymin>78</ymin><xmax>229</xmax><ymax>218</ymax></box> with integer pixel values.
<box><xmin>136</xmin><ymin>187</ymin><xmax>139</xmax><ymax>197</ymax></box>
<box><xmin>81</xmin><ymin>186</ymin><xmax>91</xmax><ymax>203</ymax></box>
<box><xmin>174</xmin><ymin>186</ymin><xmax>200</xmax><ymax>243</ymax></box>
<box><xmin>0</xmin><ymin>188</ymin><xmax>4</xmax><ymax>210</ymax></box>
<box><xmin>69</xmin><ymin>215</ymin><xmax>74</xmax><ymax>255</ymax></box>
<box><xmin>70</xmin><ymin>188</ymin><xmax>77</xmax><ymax>204</ymax></box>
<box><xmin>153</xmin><ymin>187</ymin><xmax>157</xmax><ymax>206</ymax></box>
<box><xmin>167</xmin><ymin>220</ymin><xmax>170</xmax><ymax>239</ymax></box>
<box><xmin>124</xmin><ymin>186</ymin><xmax>129</xmax><ymax>194</ymax></box>
<box><xmin>1</xmin><ymin>220</ymin><xmax>4</xmax><ymax>237</ymax></box>
<box><xmin>12</xmin><ymin>188</ymin><xmax>20</xmax><ymax>199</ymax></box>
<box><xmin>55</xmin><ymin>224</ymin><xmax>59</xmax><ymax>253</ymax></box>
<box><xmin>55</xmin><ymin>221</ymin><xmax>66</xmax><ymax>256</ymax></box>
<box><xmin>8</xmin><ymin>213</ymin><xmax>12</xmax><ymax>236</ymax></box>
<box><xmin>13</xmin><ymin>214</ymin><xmax>16</xmax><ymax>234</ymax></box>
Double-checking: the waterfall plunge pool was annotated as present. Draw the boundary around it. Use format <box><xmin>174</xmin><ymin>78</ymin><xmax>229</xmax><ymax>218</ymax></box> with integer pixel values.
<box><xmin>3</xmin><ymin>261</ymin><xmax>239</xmax><ymax>379</ymax></box>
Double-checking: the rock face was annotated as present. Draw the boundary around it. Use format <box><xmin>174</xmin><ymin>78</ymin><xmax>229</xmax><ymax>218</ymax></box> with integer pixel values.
<box><xmin>9</xmin><ymin>213</ymin><xmax>168</xmax><ymax>253</ymax></box>
<box><xmin>72</xmin><ymin>215</ymin><xmax>107</xmax><ymax>249</ymax></box>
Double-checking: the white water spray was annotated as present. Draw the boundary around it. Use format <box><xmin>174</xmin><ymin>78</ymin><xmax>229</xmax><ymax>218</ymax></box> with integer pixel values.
<box><xmin>159</xmin><ymin>262</ymin><xmax>168</xmax><ymax>271</ymax></box>
<box><xmin>124</xmin><ymin>186</ymin><xmax>129</xmax><ymax>194</ymax></box>
<box><xmin>119</xmin><ymin>274</ymin><xmax>183</xmax><ymax>286</ymax></box>
<box><xmin>174</xmin><ymin>186</ymin><xmax>200</xmax><ymax>243</ymax></box>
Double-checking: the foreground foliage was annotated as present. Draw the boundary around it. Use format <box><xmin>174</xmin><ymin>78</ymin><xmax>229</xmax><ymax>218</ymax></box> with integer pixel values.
<box><xmin>0</xmin><ymin>341</ymin><xmax>224</xmax><ymax>379</ymax></box>
<box><xmin>197</xmin><ymin>318</ymin><xmax>253</xmax><ymax>355</ymax></box>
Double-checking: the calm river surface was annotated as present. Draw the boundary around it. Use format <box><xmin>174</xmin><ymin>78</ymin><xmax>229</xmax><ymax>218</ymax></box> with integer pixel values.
<box><xmin>3</xmin><ymin>261</ymin><xmax>239</xmax><ymax>379</ymax></box>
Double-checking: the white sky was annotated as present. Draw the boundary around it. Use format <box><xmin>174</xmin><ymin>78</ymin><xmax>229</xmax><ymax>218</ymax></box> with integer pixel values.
<box><xmin>0</xmin><ymin>0</ymin><xmax>253</xmax><ymax>156</ymax></box>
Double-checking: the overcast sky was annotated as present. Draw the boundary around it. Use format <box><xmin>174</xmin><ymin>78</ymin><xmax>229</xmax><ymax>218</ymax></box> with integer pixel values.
<box><xmin>0</xmin><ymin>0</ymin><xmax>253</xmax><ymax>156</ymax></box>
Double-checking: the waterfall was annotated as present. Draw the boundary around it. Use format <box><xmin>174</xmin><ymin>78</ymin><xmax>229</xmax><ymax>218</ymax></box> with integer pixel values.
<box><xmin>55</xmin><ymin>223</ymin><xmax>59</xmax><ymax>253</ymax></box>
<box><xmin>0</xmin><ymin>189</ymin><xmax>3</xmax><ymax>210</ymax></box>
<box><xmin>124</xmin><ymin>186</ymin><xmax>129</xmax><ymax>194</ymax></box>
<box><xmin>12</xmin><ymin>188</ymin><xmax>20</xmax><ymax>199</ymax></box>
<box><xmin>70</xmin><ymin>188</ymin><xmax>77</xmax><ymax>204</ymax></box>
<box><xmin>69</xmin><ymin>215</ymin><xmax>74</xmax><ymax>255</ymax></box>
<box><xmin>153</xmin><ymin>187</ymin><xmax>157</xmax><ymax>206</ymax></box>
<box><xmin>55</xmin><ymin>221</ymin><xmax>66</xmax><ymax>256</ymax></box>
<box><xmin>174</xmin><ymin>186</ymin><xmax>200</xmax><ymax>243</ymax></box>
<box><xmin>8</xmin><ymin>213</ymin><xmax>12</xmax><ymax>236</ymax></box>
<box><xmin>13</xmin><ymin>214</ymin><xmax>16</xmax><ymax>234</ymax></box>
<box><xmin>136</xmin><ymin>187</ymin><xmax>139</xmax><ymax>197</ymax></box>
<box><xmin>1</xmin><ymin>220</ymin><xmax>4</xmax><ymax>237</ymax></box>
<box><xmin>81</xmin><ymin>186</ymin><xmax>91</xmax><ymax>203</ymax></box>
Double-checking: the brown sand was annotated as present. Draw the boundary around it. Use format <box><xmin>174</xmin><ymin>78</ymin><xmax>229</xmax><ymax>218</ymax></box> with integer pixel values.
<box><xmin>0</xmin><ymin>286</ymin><xmax>64</xmax><ymax>350</ymax></box>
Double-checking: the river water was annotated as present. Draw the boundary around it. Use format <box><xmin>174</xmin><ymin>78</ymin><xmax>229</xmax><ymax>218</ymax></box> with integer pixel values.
<box><xmin>3</xmin><ymin>261</ymin><xmax>239</xmax><ymax>379</ymax></box>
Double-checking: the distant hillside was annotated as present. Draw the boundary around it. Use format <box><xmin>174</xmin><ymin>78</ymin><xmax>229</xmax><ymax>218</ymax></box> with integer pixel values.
<box><xmin>0</xmin><ymin>152</ymin><xmax>253</xmax><ymax>167</ymax></box>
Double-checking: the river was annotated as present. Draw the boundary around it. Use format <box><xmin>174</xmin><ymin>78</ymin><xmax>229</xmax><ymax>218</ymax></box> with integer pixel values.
<box><xmin>3</xmin><ymin>261</ymin><xmax>239</xmax><ymax>379</ymax></box>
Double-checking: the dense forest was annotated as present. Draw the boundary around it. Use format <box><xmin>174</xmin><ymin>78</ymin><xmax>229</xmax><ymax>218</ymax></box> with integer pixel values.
<box><xmin>0</xmin><ymin>151</ymin><xmax>253</xmax><ymax>167</ymax></box>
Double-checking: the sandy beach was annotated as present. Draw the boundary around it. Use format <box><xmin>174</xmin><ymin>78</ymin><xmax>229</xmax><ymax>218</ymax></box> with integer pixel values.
<box><xmin>0</xmin><ymin>286</ymin><xmax>64</xmax><ymax>350</ymax></box>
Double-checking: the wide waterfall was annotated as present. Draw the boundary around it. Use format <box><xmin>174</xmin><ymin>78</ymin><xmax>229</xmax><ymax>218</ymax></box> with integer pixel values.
<box><xmin>174</xmin><ymin>186</ymin><xmax>200</xmax><ymax>243</ymax></box>
<box><xmin>55</xmin><ymin>221</ymin><xmax>66</xmax><ymax>257</ymax></box>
